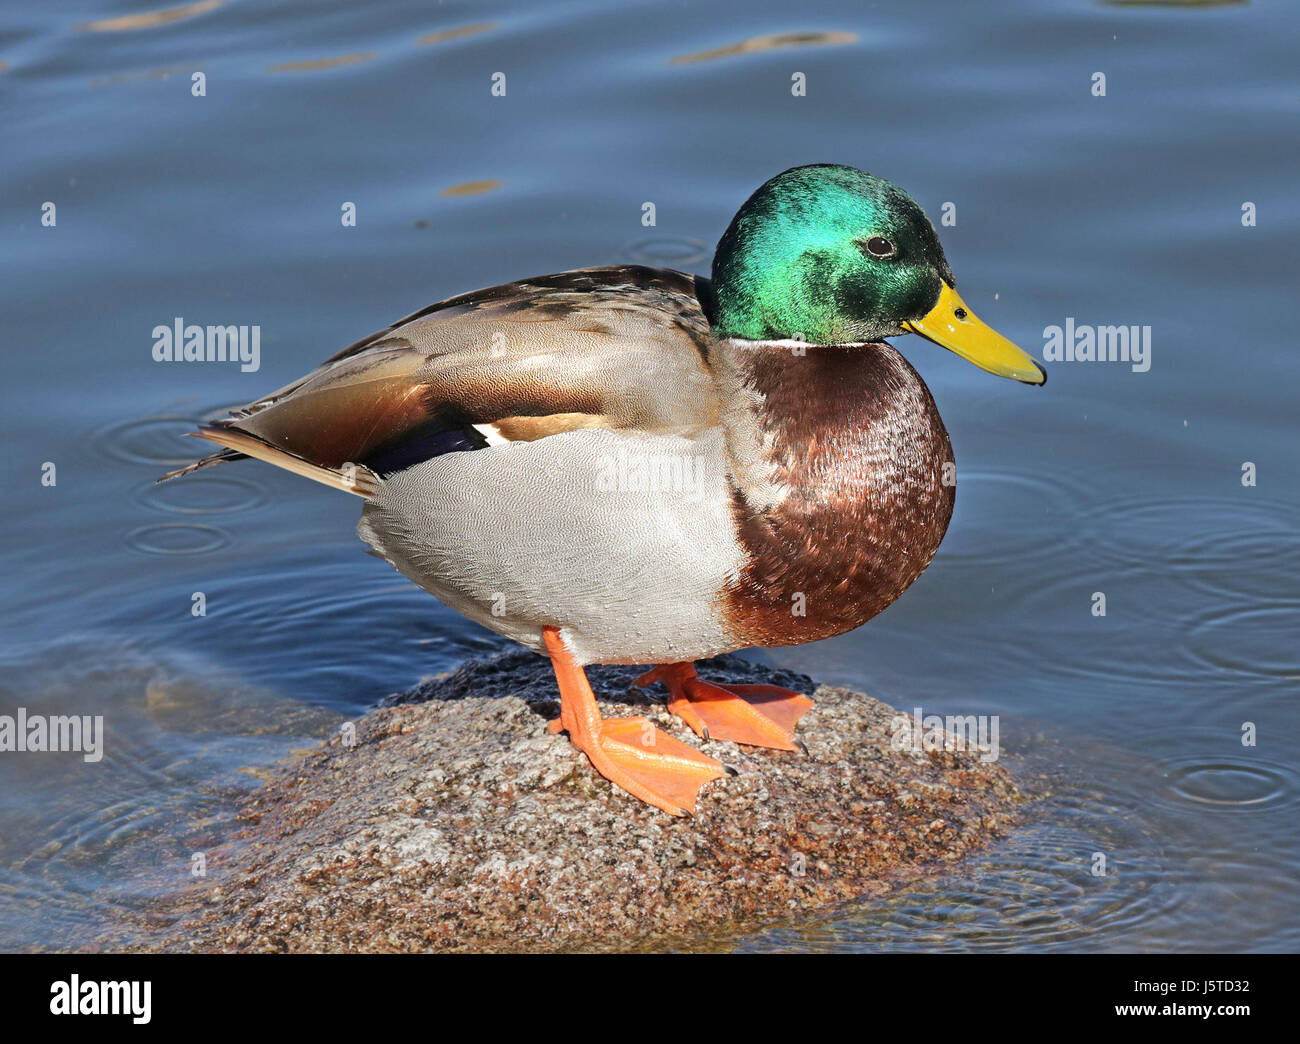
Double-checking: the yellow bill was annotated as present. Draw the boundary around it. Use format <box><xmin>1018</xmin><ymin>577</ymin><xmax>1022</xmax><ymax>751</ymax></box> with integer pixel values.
<box><xmin>902</xmin><ymin>282</ymin><xmax>1046</xmax><ymax>385</ymax></box>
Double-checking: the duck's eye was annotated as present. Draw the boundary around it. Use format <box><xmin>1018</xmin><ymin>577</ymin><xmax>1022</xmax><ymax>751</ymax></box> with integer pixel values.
<box><xmin>861</xmin><ymin>236</ymin><xmax>897</xmax><ymax>259</ymax></box>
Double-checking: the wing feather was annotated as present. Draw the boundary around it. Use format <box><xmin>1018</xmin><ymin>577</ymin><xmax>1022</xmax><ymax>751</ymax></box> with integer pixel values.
<box><xmin>159</xmin><ymin>266</ymin><xmax>720</xmax><ymax>492</ymax></box>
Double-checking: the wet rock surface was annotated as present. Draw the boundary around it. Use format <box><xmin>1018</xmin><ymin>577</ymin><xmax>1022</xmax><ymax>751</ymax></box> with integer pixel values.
<box><xmin>141</xmin><ymin>651</ymin><xmax>1022</xmax><ymax>952</ymax></box>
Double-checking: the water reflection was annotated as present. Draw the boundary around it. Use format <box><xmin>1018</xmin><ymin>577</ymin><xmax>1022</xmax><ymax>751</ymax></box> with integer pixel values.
<box><xmin>440</xmin><ymin>179</ymin><xmax>503</xmax><ymax>197</ymax></box>
<box><xmin>79</xmin><ymin>0</ymin><xmax>223</xmax><ymax>33</ymax></box>
<box><xmin>417</xmin><ymin>23</ymin><xmax>497</xmax><ymax>47</ymax></box>
<box><xmin>671</xmin><ymin>30</ymin><xmax>858</xmax><ymax>66</ymax></box>
<box><xmin>268</xmin><ymin>53</ymin><xmax>378</xmax><ymax>74</ymax></box>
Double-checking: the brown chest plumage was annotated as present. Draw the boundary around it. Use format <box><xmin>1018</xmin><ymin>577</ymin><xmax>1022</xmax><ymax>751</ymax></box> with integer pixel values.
<box><xmin>718</xmin><ymin>342</ymin><xmax>955</xmax><ymax>647</ymax></box>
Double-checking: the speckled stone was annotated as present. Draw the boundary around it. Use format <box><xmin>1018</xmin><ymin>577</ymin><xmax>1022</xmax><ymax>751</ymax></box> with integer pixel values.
<box><xmin>143</xmin><ymin>651</ymin><xmax>1021</xmax><ymax>952</ymax></box>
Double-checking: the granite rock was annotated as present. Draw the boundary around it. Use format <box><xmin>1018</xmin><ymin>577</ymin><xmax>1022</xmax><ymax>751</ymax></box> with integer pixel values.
<box><xmin>145</xmin><ymin>651</ymin><xmax>1020</xmax><ymax>952</ymax></box>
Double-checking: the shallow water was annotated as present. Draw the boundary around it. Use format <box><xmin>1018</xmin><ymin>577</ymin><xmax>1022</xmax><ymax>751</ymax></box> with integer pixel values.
<box><xmin>2</xmin><ymin>0</ymin><xmax>1297</xmax><ymax>952</ymax></box>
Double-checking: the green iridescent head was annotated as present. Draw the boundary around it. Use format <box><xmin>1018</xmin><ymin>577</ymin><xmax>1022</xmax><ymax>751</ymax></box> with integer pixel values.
<box><xmin>710</xmin><ymin>164</ymin><xmax>951</xmax><ymax>343</ymax></box>
<box><xmin>709</xmin><ymin>164</ymin><xmax>1045</xmax><ymax>384</ymax></box>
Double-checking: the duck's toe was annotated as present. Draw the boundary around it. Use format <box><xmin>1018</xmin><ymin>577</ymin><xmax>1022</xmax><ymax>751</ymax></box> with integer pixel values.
<box><xmin>638</xmin><ymin>663</ymin><xmax>814</xmax><ymax>752</ymax></box>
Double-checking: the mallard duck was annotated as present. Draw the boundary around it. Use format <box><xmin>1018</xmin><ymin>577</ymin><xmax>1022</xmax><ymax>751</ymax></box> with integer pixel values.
<box><xmin>162</xmin><ymin>164</ymin><xmax>1044</xmax><ymax>816</ymax></box>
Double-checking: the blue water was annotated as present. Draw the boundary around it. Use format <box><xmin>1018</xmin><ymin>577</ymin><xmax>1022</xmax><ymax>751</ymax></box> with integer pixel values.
<box><xmin>1</xmin><ymin>0</ymin><xmax>1297</xmax><ymax>951</ymax></box>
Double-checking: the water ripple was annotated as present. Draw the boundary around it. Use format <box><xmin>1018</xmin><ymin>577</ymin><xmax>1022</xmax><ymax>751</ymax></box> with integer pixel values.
<box><xmin>124</xmin><ymin>522</ymin><xmax>231</xmax><ymax>555</ymax></box>
<box><xmin>1157</xmin><ymin>756</ymin><xmax>1295</xmax><ymax>813</ymax></box>
<box><xmin>939</xmin><ymin>467</ymin><xmax>1093</xmax><ymax>565</ymax></box>
<box><xmin>95</xmin><ymin>416</ymin><xmax>202</xmax><ymax>467</ymax></box>
<box><xmin>96</xmin><ymin>407</ymin><xmax>241</xmax><ymax>468</ymax></box>
<box><xmin>623</xmin><ymin>236</ymin><xmax>711</xmax><ymax>267</ymax></box>
<box><xmin>1079</xmin><ymin>495</ymin><xmax>1300</xmax><ymax>600</ymax></box>
<box><xmin>133</xmin><ymin>474</ymin><xmax>266</xmax><ymax>515</ymax></box>
<box><xmin>1182</xmin><ymin>600</ymin><xmax>1300</xmax><ymax>681</ymax></box>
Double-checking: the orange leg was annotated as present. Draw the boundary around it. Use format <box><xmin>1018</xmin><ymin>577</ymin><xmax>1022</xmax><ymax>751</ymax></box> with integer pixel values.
<box><xmin>542</xmin><ymin>628</ymin><xmax>725</xmax><ymax>816</ymax></box>
<box><xmin>635</xmin><ymin>662</ymin><xmax>814</xmax><ymax>752</ymax></box>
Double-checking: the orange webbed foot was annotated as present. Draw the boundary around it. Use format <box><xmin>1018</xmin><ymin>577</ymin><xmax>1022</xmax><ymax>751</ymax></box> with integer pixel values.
<box><xmin>544</xmin><ymin>630</ymin><xmax>725</xmax><ymax>816</ymax></box>
<box><xmin>636</xmin><ymin>662</ymin><xmax>814</xmax><ymax>752</ymax></box>
<box><xmin>568</xmin><ymin>716</ymin><xmax>726</xmax><ymax>816</ymax></box>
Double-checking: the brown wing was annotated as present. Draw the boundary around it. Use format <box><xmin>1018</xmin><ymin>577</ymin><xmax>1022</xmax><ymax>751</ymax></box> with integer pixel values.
<box><xmin>159</xmin><ymin>266</ymin><xmax>721</xmax><ymax>496</ymax></box>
